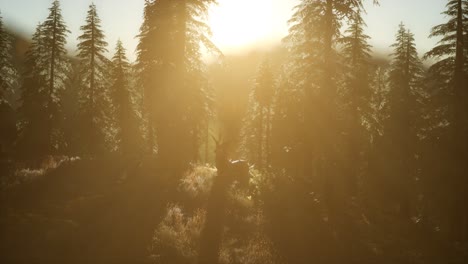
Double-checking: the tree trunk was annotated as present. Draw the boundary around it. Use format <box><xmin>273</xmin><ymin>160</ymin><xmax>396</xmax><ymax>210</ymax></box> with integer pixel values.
<box><xmin>258</xmin><ymin>106</ymin><xmax>264</xmax><ymax>169</ymax></box>
<box><xmin>205</xmin><ymin>121</ymin><xmax>209</xmax><ymax>164</ymax></box>
<box><xmin>48</xmin><ymin>8</ymin><xmax>57</xmax><ymax>155</ymax></box>
<box><xmin>452</xmin><ymin>0</ymin><xmax>467</xmax><ymax>242</ymax></box>
<box><xmin>198</xmin><ymin>145</ymin><xmax>235</xmax><ymax>264</ymax></box>
<box><xmin>266</xmin><ymin>105</ymin><xmax>272</xmax><ymax>168</ymax></box>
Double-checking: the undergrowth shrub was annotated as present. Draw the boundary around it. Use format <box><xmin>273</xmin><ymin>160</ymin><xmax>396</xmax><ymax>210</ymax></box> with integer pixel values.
<box><xmin>150</xmin><ymin>205</ymin><xmax>205</xmax><ymax>264</ymax></box>
<box><xmin>151</xmin><ymin>164</ymin><xmax>278</xmax><ymax>264</ymax></box>
<box><xmin>180</xmin><ymin>165</ymin><xmax>217</xmax><ymax>199</ymax></box>
<box><xmin>1</xmin><ymin>156</ymin><xmax>81</xmax><ymax>190</ymax></box>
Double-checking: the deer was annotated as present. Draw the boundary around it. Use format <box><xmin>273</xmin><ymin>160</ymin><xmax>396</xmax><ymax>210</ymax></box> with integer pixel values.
<box><xmin>197</xmin><ymin>138</ymin><xmax>250</xmax><ymax>264</ymax></box>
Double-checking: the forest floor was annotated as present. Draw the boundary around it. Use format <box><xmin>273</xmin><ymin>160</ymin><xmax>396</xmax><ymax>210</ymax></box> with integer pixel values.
<box><xmin>0</xmin><ymin>157</ymin><xmax>170</xmax><ymax>264</ymax></box>
<box><xmin>0</xmin><ymin>157</ymin><xmax>467</xmax><ymax>264</ymax></box>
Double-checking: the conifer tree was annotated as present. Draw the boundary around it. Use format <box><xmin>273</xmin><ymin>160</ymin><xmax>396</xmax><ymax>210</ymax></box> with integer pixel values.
<box><xmin>366</xmin><ymin>65</ymin><xmax>390</xmax><ymax>196</ymax></box>
<box><xmin>269</xmin><ymin>67</ymin><xmax>305</xmax><ymax>174</ymax></box>
<box><xmin>424</xmin><ymin>0</ymin><xmax>468</xmax><ymax>241</ymax></box>
<box><xmin>17</xmin><ymin>1</ymin><xmax>69</xmax><ymax>158</ymax></box>
<box><xmin>61</xmin><ymin>61</ymin><xmax>81</xmax><ymax>156</ymax></box>
<box><xmin>370</xmin><ymin>66</ymin><xmax>389</xmax><ymax>138</ymax></box>
<box><xmin>17</xmin><ymin>23</ymin><xmax>50</xmax><ymax>158</ymax></box>
<box><xmin>0</xmin><ymin>11</ymin><xmax>17</xmax><ymax>105</ymax></box>
<box><xmin>136</xmin><ymin>0</ymin><xmax>169</xmax><ymax>153</ymax></box>
<box><xmin>111</xmin><ymin>40</ymin><xmax>140</xmax><ymax>155</ymax></box>
<box><xmin>384</xmin><ymin>23</ymin><xmax>424</xmax><ymax>218</ymax></box>
<box><xmin>284</xmin><ymin>0</ymin><xmax>379</xmax><ymax>212</ymax></box>
<box><xmin>0</xmin><ymin>11</ymin><xmax>18</xmax><ymax>155</ymax></box>
<box><xmin>340</xmin><ymin>12</ymin><xmax>373</xmax><ymax>195</ymax></box>
<box><xmin>243</xmin><ymin>59</ymin><xmax>275</xmax><ymax>169</ymax></box>
<box><xmin>425</xmin><ymin>0</ymin><xmax>467</xmax><ymax>87</ymax></box>
<box><xmin>42</xmin><ymin>0</ymin><xmax>70</xmax><ymax>153</ymax></box>
<box><xmin>136</xmin><ymin>0</ymin><xmax>219</xmax><ymax>168</ymax></box>
<box><xmin>76</xmin><ymin>3</ymin><xmax>110</xmax><ymax>155</ymax></box>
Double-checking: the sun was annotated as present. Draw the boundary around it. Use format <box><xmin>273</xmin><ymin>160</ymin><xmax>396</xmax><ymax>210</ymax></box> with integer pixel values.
<box><xmin>208</xmin><ymin>0</ymin><xmax>274</xmax><ymax>52</ymax></box>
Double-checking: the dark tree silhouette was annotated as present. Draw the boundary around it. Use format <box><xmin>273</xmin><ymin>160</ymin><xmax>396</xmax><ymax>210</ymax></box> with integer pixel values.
<box><xmin>198</xmin><ymin>140</ymin><xmax>249</xmax><ymax>264</ymax></box>
<box><xmin>0</xmin><ymin>11</ymin><xmax>18</xmax><ymax>156</ymax></box>
<box><xmin>76</xmin><ymin>3</ymin><xmax>110</xmax><ymax>155</ymax></box>
<box><xmin>269</xmin><ymin>68</ymin><xmax>305</xmax><ymax>175</ymax></box>
<box><xmin>17</xmin><ymin>1</ymin><xmax>69</xmax><ymax>159</ymax></box>
<box><xmin>384</xmin><ymin>23</ymin><xmax>424</xmax><ymax>218</ymax></box>
<box><xmin>17</xmin><ymin>23</ymin><xmax>50</xmax><ymax>160</ymax></box>
<box><xmin>0</xmin><ymin>11</ymin><xmax>17</xmax><ymax>105</ymax></box>
<box><xmin>110</xmin><ymin>40</ymin><xmax>140</xmax><ymax>156</ymax></box>
<box><xmin>424</xmin><ymin>0</ymin><xmax>468</xmax><ymax>241</ymax></box>
<box><xmin>41</xmin><ymin>0</ymin><xmax>70</xmax><ymax>153</ymax></box>
<box><xmin>340</xmin><ymin>11</ymin><xmax>373</xmax><ymax>196</ymax></box>
<box><xmin>242</xmin><ymin>59</ymin><xmax>275</xmax><ymax>170</ymax></box>
<box><xmin>254</xmin><ymin>59</ymin><xmax>275</xmax><ymax>169</ymax></box>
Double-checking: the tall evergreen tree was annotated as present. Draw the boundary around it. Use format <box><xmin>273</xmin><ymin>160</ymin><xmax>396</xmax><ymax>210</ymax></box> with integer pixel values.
<box><xmin>17</xmin><ymin>1</ymin><xmax>69</xmax><ymax>158</ymax></box>
<box><xmin>0</xmin><ymin>11</ymin><xmax>18</xmax><ymax>155</ymax></box>
<box><xmin>136</xmin><ymin>0</ymin><xmax>170</xmax><ymax>153</ymax></box>
<box><xmin>0</xmin><ymin>11</ymin><xmax>17</xmax><ymax>105</ymax></box>
<box><xmin>270</xmin><ymin>66</ymin><xmax>305</xmax><ymax>175</ymax></box>
<box><xmin>243</xmin><ymin>59</ymin><xmax>275</xmax><ymax>169</ymax></box>
<box><xmin>60</xmin><ymin>61</ymin><xmax>81</xmax><ymax>156</ymax></box>
<box><xmin>136</xmin><ymin>0</ymin><xmax>219</xmax><ymax>169</ymax></box>
<box><xmin>76</xmin><ymin>3</ymin><xmax>110</xmax><ymax>155</ymax></box>
<box><xmin>41</xmin><ymin>0</ymin><xmax>70</xmax><ymax>153</ymax></box>
<box><xmin>384</xmin><ymin>23</ymin><xmax>424</xmax><ymax>218</ymax></box>
<box><xmin>284</xmin><ymin>0</ymin><xmax>379</xmax><ymax>214</ymax></box>
<box><xmin>366</xmin><ymin>65</ymin><xmax>390</xmax><ymax>197</ymax></box>
<box><xmin>111</xmin><ymin>40</ymin><xmax>140</xmax><ymax>155</ymax></box>
<box><xmin>370</xmin><ymin>66</ymin><xmax>389</xmax><ymax>138</ymax></box>
<box><xmin>17</xmin><ymin>23</ymin><xmax>50</xmax><ymax>159</ymax></box>
<box><xmin>424</xmin><ymin>0</ymin><xmax>468</xmax><ymax>241</ymax></box>
<box><xmin>340</xmin><ymin>12</ymin><xmax>373</xmax><ymax>196</ymax></box>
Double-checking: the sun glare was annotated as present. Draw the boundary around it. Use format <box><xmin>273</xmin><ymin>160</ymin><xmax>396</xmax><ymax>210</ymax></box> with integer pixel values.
<box><xmin>208</xmin><ymin>0</ymin><xmax>274</xmax><ymax>52</ymax></box>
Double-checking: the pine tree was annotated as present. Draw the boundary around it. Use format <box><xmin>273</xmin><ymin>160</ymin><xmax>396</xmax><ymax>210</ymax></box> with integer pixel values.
<box><xmin>283</xmin><ymin>0</ymin><xmax>378</xmax><ymax>214</ymax></box>
<box><xmin>243</xmin><ymin>59</ymin><xmax>275</xmax><ymax>169</ymax></box>
<box><xmin>424</xmin><ymin>0</ymin><xmax>468</xmax><ymax>85</ymax></box>
<box><xmin>61</xmin><ymin>61</ymin><xmax>81</xmax><ymax>156</ymax></box>
<box><xmin>340</xmin><ymin>12</ymin><xmax>373</xmax><ymax>195</ymax></box>
<box><xmin>0</xmin><ymin>11</ymin><xmax>18</xmax><ymax>155</ymax></box>
<box><xmin>424</xmin><ymin>0</ymin><xmax>468</xmax><ymax>241</ymax></box>
<box><xmin>370</xmin><ymin>66</ymin><xmax>389</xmax><ymax>139</ymax></box>
<box><xmin>182</xmin><ymin>0</ymin><xmax>219</xmax><ymax>164</ymax></box>
<box><xmin>285</xmin><ymin>0</ymin><xmax>376</xmax><ymax>98</ymax></box>
<box><xmin>270</xmin><ymin>66</ymin><xmax>305</xmax><ymax>174</ymax></box>
<box><xmin>41</xmin><ymin>0</ymin><xmax>70</xmax><ymax>153</ymax></box>
<box><xmin>136</xmin><ymin>0</ymin><xmax>219</xmax><ymax>169</ymax></box>
<box><xmin>136</xmin><ymin>0</ymin><xmax>169</xmax><ymax>153</ymax></box>
<box><xmin>76</xmin><ymin>3</ymin><xmax>110</xmax><ymax>155</ymax></box>
<box><xmin>0</xmin><ymin>11</ymin><xmax>17</xmax><ymax>105</ymax></box>
<box><xmin>366</xmin><ymin>65</ymin><xmax>390</xmax><ymax>197</ymax></box>
<box><xmin>17</xmin><ymin>1</ymin><xmax>69</xmax><ymax>158</ymax></box>
<box><xmin>17</xmin><ymin>23</ymin><xmax>50</xmax><ymax>159</ymax></box>
<box><xmin>384</xmin><ymin>23</ymin><xmax>424</xmax><ymax>218</ymax></box>
<box><xmin>111</xmin><ymin>40</ymin><xmax>140</xmax><ymax>156</ymax></box>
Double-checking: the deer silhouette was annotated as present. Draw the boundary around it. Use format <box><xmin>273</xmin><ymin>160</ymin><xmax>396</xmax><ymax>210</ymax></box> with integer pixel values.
<box><xmin>197</xmin><ymin>138</ymin><xmax>249</xmax><ymax>264</ymax></box>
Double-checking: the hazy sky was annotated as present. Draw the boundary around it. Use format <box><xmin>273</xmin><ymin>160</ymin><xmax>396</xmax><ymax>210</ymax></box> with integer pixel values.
<box><xmin>0</xmin><ymin>0</ymin><xmax>448</xmax><ymax>61</ymax></box>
